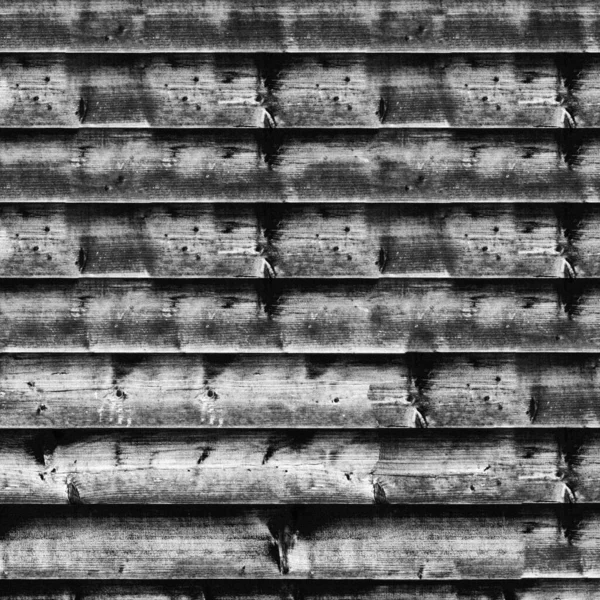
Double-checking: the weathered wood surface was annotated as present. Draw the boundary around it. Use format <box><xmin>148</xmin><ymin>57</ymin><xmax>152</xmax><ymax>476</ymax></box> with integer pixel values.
<box><xmin>0</xmin><ymin>279</ymin><xmax>597</xmax><ymax>352</ymax></box>
<box><xmin>0</xmin><ymin>203</ymin><xmax>594</xmax><ymax>279</ymax></box>
<box><xmin>5</xmin><ymin>0</ymin><xmax>600</xmax><ymax>596</ymax></box>
<box><xmin>4</xmin><ymin>1</ymin><xmax>600</xmax><ymax>53</ymax></box>
<box><xmin>0</xmin><ymin>54</ymin><xmax>594</xmax><ymax>128</ymax></box>
<box><xmin>4</xmin><ymin>353</ymin><xmax>600</xmax><ymax>429</ymax></box>
<box><xmin>0</xmin><ymin>429</ymin><xmax>593</xmax><ymax>504</ymax></box>
<box><xmin>1</xmin><ymin>129</ymin><xmax>599</xmax><ymax>204</ymax></box>
<box><xmin>0</xmin><ymin>505</ymin><xmax>594</xmax><ymax>579</ymax></box>
<box><xmin>2</xmin><ymin>581</ymin><xmax>600</xmax><ymax>600</ymax></box>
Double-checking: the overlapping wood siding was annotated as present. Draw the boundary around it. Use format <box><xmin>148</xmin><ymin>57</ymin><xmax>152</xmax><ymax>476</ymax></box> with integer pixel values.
<box><xmin>0</xmin><ymin>1</ymin><xmax>596</xmax><ymax>598</ymax></box>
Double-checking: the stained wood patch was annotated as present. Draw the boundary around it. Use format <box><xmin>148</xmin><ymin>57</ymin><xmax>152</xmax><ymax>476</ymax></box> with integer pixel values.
<box><xmin>3</xmin><ymin>353</ymin><xmax>600</xmax><ymax>429</ymax></box>
<box><xmin>0</xmin><ymin>203</ymin><xmax>592</xmax><ymax>278</ymax></box>
<box><xmin>0</xmin><ymin>279</ymin><xmax>596</xmax><ymax>352</ymax></box>
<box><xmin>0</xmin><ymin>54</ymin><xmax>593</xmax><ymax>128</ymax></box>
<box><xmin>3</xmin><ymin>0</ymin><xmax>600</xmax><ymax>52</ymax></box>
<box><xmin>0</xmin><ymin>429</ymin><xmax>593</xmax><ymax>504</ymax></box>
<box><xmin>0</xmin><ymin>505</ymin><xmax>593</xmax><ymax>579</ymax></box>
<box><xmin>0</xmin><ymin>129</ymin><xmax>597</xmax><ymax>203</ymax></box>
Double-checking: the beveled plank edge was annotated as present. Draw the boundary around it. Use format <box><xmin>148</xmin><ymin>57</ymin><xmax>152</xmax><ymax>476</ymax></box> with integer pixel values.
<box><xmin>0</xmin><ymin>578</ymin><xmax>595</xmax><ymax>592</ymax></box>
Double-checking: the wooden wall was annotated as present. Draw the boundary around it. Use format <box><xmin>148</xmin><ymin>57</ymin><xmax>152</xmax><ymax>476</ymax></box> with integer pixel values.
<box><xmin>0</xmin><ymin>1</ymin><xmax>598</xmax><ymax>598</ymax></box>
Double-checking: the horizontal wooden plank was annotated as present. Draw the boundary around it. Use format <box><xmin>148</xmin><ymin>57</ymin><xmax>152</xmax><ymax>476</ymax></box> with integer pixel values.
<box><xmin>0</xmin><ymin>203</ymin><xmax>594</xmax><ymax>279</ymax></box>
<box><xmin>0</xmin><ymin>505</ymin><xmax>593</xmax><ymax>579</ymax></box>
<box><xmin>0</xmin><ymin>279</ymin><xmax>597</xmax><ymax>353</ymax></box>
<box><xmin>0</xmin><ymin>581</ymin><xmax>599</xmax><ymax>600</ymax></box>
<box><xmin>0</xmin><ymin>54</ymin><xmax>595</xmax><ymax>128</ymax></box>
<box><xmin>5</xmin><ymin>353</ymin><xmax>600</xmax><ymax>428</ymax></box>
<box><xmin>1</xmin><ymin>129</ymin><xmax>598</xmax><ymax>203</ymax></box>
<box><xmin>3</xmin><ymin>1</ymin><xmax>600</xmax><ymax>53</ymax></box>
<box><xmin>0</xmin><ymin>429</ymin><xmax>593</xmax><ymax>504</ymax></box>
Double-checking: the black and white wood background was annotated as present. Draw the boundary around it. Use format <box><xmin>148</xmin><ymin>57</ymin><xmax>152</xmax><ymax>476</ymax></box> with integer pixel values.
<box><xmin>0</xmin><ymin>1</ymin><xmax>599</xmax><ymax>599</ymax></box>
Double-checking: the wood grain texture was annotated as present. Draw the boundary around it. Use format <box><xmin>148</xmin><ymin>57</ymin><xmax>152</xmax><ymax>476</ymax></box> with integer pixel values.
<box><xmin>0</xmin><ymin>54</ymin><xmax>594</xmax><ymax>128</ymax></box>
<box><xmin>0</xmin><ymin>429</ymin><xmax>592</xmax><ymax>504</ymax></box>
<box><xmin>3</xmin><ymin>1</ymin><xmax>600</xmax><ymax>52</ymax></box>
<box><xmin>0</xmin><ymin>279</ymin><xmax>596</xmax><ymax>353</ymax></box>
<box><xmin>1</xmin><ymin>129</ymin><xmax>597</xmax><ymax>204</ymax></box>
<box><xmin>5</xmin><ymin>353</ymin><xmax>600</xmax><ymax>429</ymax></box>
<box><xmin>0</xmin><ymin>203</ymin><xmax>593</xmax><ymax>279</ymax></box>
<box><xmin>1</xmin><ymin>580</ymin><xmax>600</xmax><ymax>600</ymax></box>
<box><xmin>0</xmin><ymin>505</ymin><xmax>594</xmax><ymax>579</ymax></box>
<box><xmin>4</xmin><ymin>0</ymin><xmax>599</xmax><ymax>594</ymax></box>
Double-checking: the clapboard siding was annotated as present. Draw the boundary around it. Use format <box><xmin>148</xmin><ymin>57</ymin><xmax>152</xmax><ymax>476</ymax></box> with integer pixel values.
<box><xmin>5</xmin><ymin>353</ymin><xmax>600</xmax><ymax>429</ymax></box>
<box><xmin>0</xmin><ymin>54</ymin><xmax>594</xmax><ymax>128</ymax></box>
<box><xmin>1</xmin><ymin>129</ymin><xmax>598</xmax><ymax>204</ymax></box>
<box><xmin>0</xmin><ymin>279</ymin><xmax>597</xmax><ymax>352</ymax></box>
<box><xmin>0</xmin><ymin>505</ymin><xmax>594</xmax><ymax>579</ymax></box>
<box><xmin>0</xmin><ymin>429</ymin><xmax>593</xmax><ymax>504</ymax></box>
<box><xmin>2</xmin><ymin>580</ymin><xmax>600</xmax><ymax>600</ymax></box>
<box><xmin>0</xmin><ymin>203</ymin><xmax>593</xmax><ymax>279</ymax></box>
<box><xmin>3</xmin><ymin>0</ymin><xmax>597</xmax><ymax>594</ymax></box>
<box><xmin>4</xmin><ymin>1</ymin><xmax>600</xmax><ymax>53</ymax></box>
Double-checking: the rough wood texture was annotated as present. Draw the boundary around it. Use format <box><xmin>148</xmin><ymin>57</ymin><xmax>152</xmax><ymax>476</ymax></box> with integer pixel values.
<box><xmin>0</xmin><ymin>279</ymin><xmax>596</xmax><ymax>352</ymax></box>
<box><xmin>0</xmin><ymin>429</ymin><xmax>592</xmax><ymax>504</ymax></box>
<box><xmin>3</xmin><ymin>1</ymin><xmax>600</xmax><ymax>52</ymax></box>
<box><xmin>3</xmin><ymin>1</ymin><xmax>599</xmax><ymax>593</ymax></box>
<box><xmin>1</xmin><ymin>129</ymin><xmax>599</xmax><ymax>204</ymax></box>
<box><xmin>4</xmin><ymin>353</ymin><xmax>600</xmax><ymax>429</ymax></box>
<box><xmin>0</xmin><ymin>506</ymin><xmax>594</xmax><ymax>579</ymax></box>
<box><xmin>0</xmin><ymin>54</ymin><xmax>593</xmax><ymax>128</ymax></box>
<box><xmin>0</xmin><ymin>203</ymin><xmax>593</xmax><ymax>279</ymax></box>
<box><xmin>1</xmin><ymin>581</ymin><xmax>600</xmax><ymax>600</ymax></box>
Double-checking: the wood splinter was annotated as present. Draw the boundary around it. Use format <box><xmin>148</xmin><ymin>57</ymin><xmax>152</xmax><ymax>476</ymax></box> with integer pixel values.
<box><xmin>259</xmin><ymin>107</ymin><xmax>276</xmax><ymax>129</ymax></box>
<box><xmin>560</xmin><ymin>256</ymin><xmax>576</xmax><ymax>279</ymax></box>
<box><xmin>270</xmin><ymin>524</ymin><xmax>297</xmax><ymax>574</ymax></box>
<box><xmin>558</xmin><ymin>107</ymin><xmax>576</xmax><ymax>129</ymax></box>
<box><xmin>259</xmin><ymin>257</ymin><xmax>276</xmax><ymax>279</ymax></box>
<box><xmin>562</xmin><ymin>482</ymin><xmax>576</xmax><ymax>504</ymax></box>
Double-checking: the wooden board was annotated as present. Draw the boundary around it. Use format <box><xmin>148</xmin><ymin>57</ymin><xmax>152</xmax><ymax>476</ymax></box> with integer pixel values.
<box><xmin>4</xmin><ymin>353</ymin><xmax>600</xmax><ymax>429</ymax></box>
<box><xmin>2</xmin><ymin>580</ymin><xmax>600</xmax><ymax>600</ymax></box>
<box><xmin>0</xmin><ymin>54</ymin><xmax>596</xmax><ymax>128</ymax></box>
<box><xmin>1</xmin><ymin>129</ymin><xmax>599</xmax><ymax>204</ymax></box>
<box><xmin>4</xmin><ymin>1</ymin><xmax>600</xmax><ymax>53</ymax></box>
<box><xmin>0</xmin><ymin>429</ymin><xmax>594</xmax><ymax>504</ymax></box>
<box><xmin>0</xmin><ymin>279</ymin><xmax>597</xmax><ymax>353</ymax></box>
<box><xmin>0</xmin><ymin>203</ymin><xmax>594</xmax><ymax>279</ymax></box>
<box><xmin>0</xmin><ymin>506</ymin><xmax>594</xmax><ymax>579</ymax></box>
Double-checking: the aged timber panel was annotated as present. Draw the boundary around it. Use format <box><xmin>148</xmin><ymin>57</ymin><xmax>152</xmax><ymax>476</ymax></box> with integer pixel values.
<box><xmin>0</xmin><ymin>54</ymin><xmax>595</xmax><ymax>128</ymax></box>
<box><xmin>0</xmin><ymin>429</ymin><xmax>594</xmax><ymax>504</ymax></box>
<box><xmin>1</xmin><ymin>353</ymin><xmax>600</xmax><ymax>429</ymax></box>
<box><xmin>0</xmin><ymin>130</ymin><xmax>598</xmax><ymax>204</ymax></box>
<box><xmin>0</xmin><ymin>506</ymin><xmax>594</xmax><ymax>579</ymax></box>
<box><xmin>4</xmin><ymin>0</ymin><xmax>600</xmax><ymax>52</ymax></box>
<box><xmin>0</xmin><ymin>203</ymin><xmax>592</xmax><ymax>279</ymax></box>
<box><xmin>3</xmin><ymin>1</ymin><xmax>600</xmax><ymax>53</ymax></box>
<box><xmin>0</xmin><ymin>279</ymin><xmax>597</xmax><ymax>352</ymax></box>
